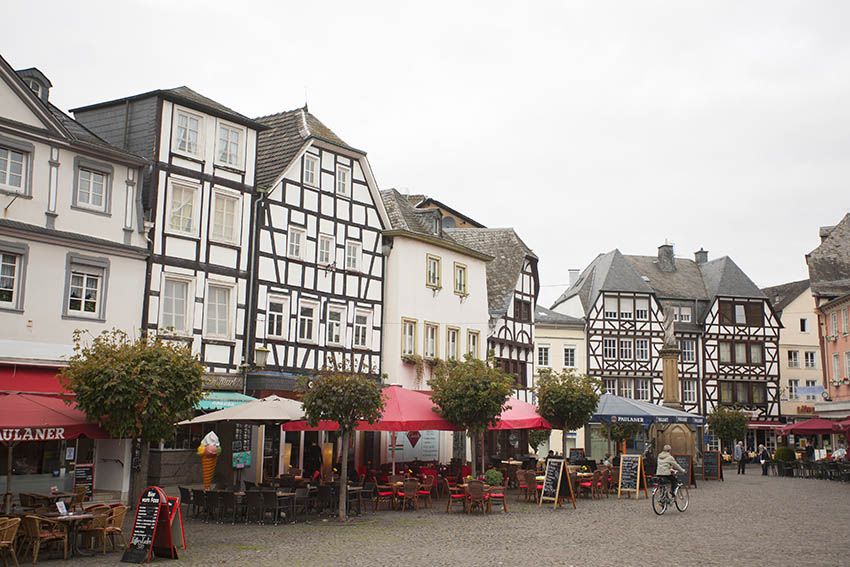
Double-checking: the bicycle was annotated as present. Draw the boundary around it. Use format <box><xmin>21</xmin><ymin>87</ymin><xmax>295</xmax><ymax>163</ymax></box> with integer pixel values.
<box><xmin>651</xmin><ymin>474</ymin><xmax>689</xmax><ymax>515</ymax></box>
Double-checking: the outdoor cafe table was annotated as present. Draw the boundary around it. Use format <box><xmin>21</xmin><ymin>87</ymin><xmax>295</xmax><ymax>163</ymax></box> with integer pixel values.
<box><xmin>31</xmin><ymin>492</ymin><xmax>73</xmax><ymax>504</ymax></box>
<box><xmin>55</xmin><ymin>512</ymin><xmax>94</xmax><ymax>557</ymax></box>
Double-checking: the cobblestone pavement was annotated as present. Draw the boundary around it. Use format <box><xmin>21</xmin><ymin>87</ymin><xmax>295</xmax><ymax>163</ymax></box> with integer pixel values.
<box><xmin>51</xmin><ymin>472</ymin><xmax>849</xmax><ymax>567</ymax></box>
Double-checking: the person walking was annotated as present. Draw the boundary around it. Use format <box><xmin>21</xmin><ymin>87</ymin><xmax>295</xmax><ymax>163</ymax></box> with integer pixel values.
<box><xmin>758</xmin><ymin>444</ymin><xmax>771</xmax><ymax>476</ymax></box>
<box><xmin>734</xmin><ymin>441</ymin><xmax>746</xmax><ymax>475</ymax></box>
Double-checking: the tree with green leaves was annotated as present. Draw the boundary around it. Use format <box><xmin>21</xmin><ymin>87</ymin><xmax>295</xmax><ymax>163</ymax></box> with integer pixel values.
<box><xmin>61</xmin><ymin>329</ymin><xmax>205</xmax><ymax>501</ymax></box>
<box><xmin>429</xmin><ymin>356</ymin><xmax>514</xmax><ymax>476</ymax></box>
<box><xmin>707</xmin><ymin>406</ymin><xmax>749</xmax><ymax>450</ymax></box>
<box><xmin>528</xmin><ymin>429</ymin><xmax>551</xmax><ymax>455</ymax></box>
<box><xmin>535</xmin><ymin>369</ymin><xmax>600</xmax><ymax>457</ymax></box>
<box><xmin>300</xmin><ymin>367</ymin><xmax>383</xmax><ymax>522</ymax></box>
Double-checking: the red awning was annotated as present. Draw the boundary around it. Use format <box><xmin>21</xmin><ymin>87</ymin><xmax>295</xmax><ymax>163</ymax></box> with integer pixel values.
<box><xmin>778</xmin><ymin>418</ymin><xmax>840</xmax><ymax>436</ymax></box>
<box><xmin>0</xmin><ymin>393</ymin><xmax>108</xmax><ymax>441</ymax></box>
<box><xmin>489</xmin><ymin>398</ymin><xmax>551</xmax><ymax>431</ymax></box>
<box><xmin>747</xmin><ymin>421</ymin><xmax>785</xmax><ymax>430</ymax></box>
<box><xmin>282</xmin><ymin>385</ymin><xmax>458</xmax><ymax>433</ymax></box>
<box><xmin>0</xmin><ymin>366</ymin><xmax>66</xmax><ymax>393</ymax></box>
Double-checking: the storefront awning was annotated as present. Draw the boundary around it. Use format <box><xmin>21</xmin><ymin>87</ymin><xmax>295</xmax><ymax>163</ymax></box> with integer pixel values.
<box><xmin>746</xmin><ymin>421</ymin><xmax>784</xmax><ymax>430</ymax></box>
<box><xmin>590</xmin><ymin>393</ymin><xmax>706</xmax><ymax>426</ymax></box>
<box><xmin>0</xmin><ymin>392</ymin><xmax>108</xmax><ymax>441</ymax></box>
<box><xmin>196</xmin><ymin>391</ymin><xmax>256</xmax><ymax>411</ymax></box>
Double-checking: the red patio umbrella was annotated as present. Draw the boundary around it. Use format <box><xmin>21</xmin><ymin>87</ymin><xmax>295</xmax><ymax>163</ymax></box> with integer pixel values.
<box><xmin>0</xmin><ymin>392</ymin><xmax>108</xmax><ymax>492</ymax></box>
<box><xmin>282</xmin><ymin>385</ymin><xmax>458</xmax><ymax>473</ymax></box>
<box><xmin>778</xmin><ymin>418</ymin><xmax>840</xmax><ymax>436</ymax></box>
<box><xmin>489</xmin><ymin>397</ymin><xmax>551</xmax><ymax>431</ymax></box>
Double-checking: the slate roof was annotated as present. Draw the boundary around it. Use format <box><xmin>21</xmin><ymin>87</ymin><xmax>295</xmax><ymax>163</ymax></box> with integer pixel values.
<box><xmin>552</xmin><ymin>248</ymin><xmax>765</xmax><ymax>315</ymax></box>
<box><xmin>761</xmin><ymin>279</ymin><xmax>810</xmax><ymax>317</ymax></box>
<box><xmin>254</xmin><ymin>107</ymin><xmax>363</xmax><ymax>190</ymax></box>
<box><xmin>411</xmin><ymin>196</ymin><xmax>486</xmax><ymax>228</ymax></box>
<box><xmin>807</xmin><ymin>213</ymin><xmax>850</xmax><ymax>299</ymax></box>
<box><xmin>534</xmin><ymin>305</ymin><xmax>584</xmax><ymax>327</ymax></box>
<box><xmin>444</xmin><ymin>228</ymin><xmax>537</xmax><ymax>317</ymax></box>
<box><xmin>71</xmin><ymin>86</ymin><xmax>265</xmax><ymax>131</ymax></box>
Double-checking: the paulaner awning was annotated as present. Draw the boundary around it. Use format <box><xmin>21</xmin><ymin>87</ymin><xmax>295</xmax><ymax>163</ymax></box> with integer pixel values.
<box><xmin>0</xmin><ymin>392</ymin><xmax>107</xmax><ymax>441</ymax></box>
<box><xmin>591</xmin><ymin>393</ymin><xmax>706</xmax><ymax>426</ymax></box>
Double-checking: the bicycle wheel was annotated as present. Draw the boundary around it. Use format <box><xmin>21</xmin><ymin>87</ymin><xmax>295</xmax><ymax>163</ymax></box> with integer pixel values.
<box><xmin>674</xmin><ymin>486</ymin><xmax>689</xmax><ymax>512</ymax></box>
<box><xmin>651</xmin><ymin>487</ymin><xmax>667</xmax><ymax>515</ymax></box>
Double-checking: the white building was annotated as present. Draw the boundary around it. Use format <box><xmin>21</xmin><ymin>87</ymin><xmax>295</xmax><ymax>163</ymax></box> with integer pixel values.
<box><xmin>379</xmin><ymin>190</ymin><xmax>491</xmax><ymax>463</ymax></box>
<box><xmin>0</xmin><ymin>56</ymin><xmax>148</xmax><ymax>501</ymax></box>
<box><xmin>533</xmin><ymin>305</ymin><xmax>587</xmax><ymax>456</ymax></box>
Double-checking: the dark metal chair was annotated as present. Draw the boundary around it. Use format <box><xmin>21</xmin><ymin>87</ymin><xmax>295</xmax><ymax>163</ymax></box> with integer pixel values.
<box><xmin>190</xmin><ymin>489</ymin><xmax>207</xmax><ymax>519</ymax></box>
<box><xmin>261</xmin><ymin>490</ymin><xmax>281</xmax><ymax>525</ymax></box>
<box><xmin>245</xmin><ymin>490</ymin><xmax>265</xmax><ymax>524</ymax></box>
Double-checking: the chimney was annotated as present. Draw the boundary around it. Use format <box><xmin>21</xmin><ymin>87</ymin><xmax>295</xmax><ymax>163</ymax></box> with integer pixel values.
<box><xmin>694</xmin><ymin>248</ymin><xmax>708</xmax><ymax>265</ymax></box>
<box><xmin>819</xmin><ymin>226</ymin><xmax>835</xmax><ymax>243</ymax></box>
<box><xmin>657</xmin><ymin>244</ymin><xmax>676</xmax><ymax>272</ymax></box>
<box><xmin>568</xmin><ymin>269</ymin><xmax>580</xmax><ymax>287</ymax></box>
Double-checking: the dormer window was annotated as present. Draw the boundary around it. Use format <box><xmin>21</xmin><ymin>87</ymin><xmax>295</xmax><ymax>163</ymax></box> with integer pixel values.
<box><xmin>431</xmin><ymin>214</ymin><xmax>441</xmax><ymax>235</ymax></box>
<box><xmin>27</xmin><ymin>80</ymin><xmax>42</xmax><ymax>99</ymax></box>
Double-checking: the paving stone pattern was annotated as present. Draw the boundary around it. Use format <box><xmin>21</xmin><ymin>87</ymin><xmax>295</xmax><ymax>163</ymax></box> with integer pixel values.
<box><xmin>54</xmin><ymin>472</ymin><xmax>850</xmax><ymax>567</ymax></box>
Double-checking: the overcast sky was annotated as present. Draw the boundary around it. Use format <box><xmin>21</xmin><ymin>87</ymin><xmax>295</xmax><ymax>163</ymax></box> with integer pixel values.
<box><xmin>4</xmin><ymin>1</ymin><xmax>849</xmax><ymax>306</ymax></box>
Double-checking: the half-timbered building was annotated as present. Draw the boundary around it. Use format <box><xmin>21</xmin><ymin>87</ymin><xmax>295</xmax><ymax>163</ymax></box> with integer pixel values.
<box><xmin>73</xmin><ymin>87</ymin><xmax>266</xmax><ymax>390</ymax></box>
<box><xmin>445</xmin><ymin>228</ymin><xmax>540</xmax><ymax>403</ymax></box>
<box><xmin>552</xmin><ymin>245</ymin><xmax>781</xmax><ymax>447</ymax></box>
<box><xmin>248</xmin><ymin>107</ymin><xmax>388</xmax><ymax>395</ymax></box>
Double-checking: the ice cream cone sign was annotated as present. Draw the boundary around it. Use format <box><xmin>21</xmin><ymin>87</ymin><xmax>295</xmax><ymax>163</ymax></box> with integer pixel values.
<box><xmin>197</xmin><ymin>431</ymin><xmax>221</xmax><ymax>490</ymax></box>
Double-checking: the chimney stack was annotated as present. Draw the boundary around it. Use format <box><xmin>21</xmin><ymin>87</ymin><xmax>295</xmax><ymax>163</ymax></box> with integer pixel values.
<box><xmin>694</xmin><ymin>248</ymin><xmax>708</xmax><ymax>265</ymax></box>
<box><xmin>657</xmin><ymin>244</ymin><xmax>675</xmax><ymax>272</ymax></box>
<box><xmin>568</xmin><ymin>269</ymin><xmax>580</xmax><ymax>287</ymax></box>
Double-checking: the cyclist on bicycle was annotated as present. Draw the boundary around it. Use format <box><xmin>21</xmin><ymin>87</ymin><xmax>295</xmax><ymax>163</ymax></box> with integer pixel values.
<box><xmin>656</xmin><ymin>444</ymin><xmax>685</xmax><ymax>494</ymax></box>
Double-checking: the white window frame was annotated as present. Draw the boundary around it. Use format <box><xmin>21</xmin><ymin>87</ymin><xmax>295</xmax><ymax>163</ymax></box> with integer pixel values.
<box><xmin>788</xmin><ymin>379</ymin><xmax>799</xmax><ymax>400</ymax></box>
<box><xmin>215</xmin><ymin>121</ymin><xmax>245</xmax><ymax>169</ymax></box>
<box><xmin>680</xmin><ymin>339</ymin><xmax>695</xmax><ymax>362</ymax></box>
<box><xmin>402</xmin><ymin>319</ymin><xmax>417</xmax><ymax>356</ymax></box>
<box><xmin>424</xmin><ymin>322</ymin><xmax>439</xmax><ymax>359</ymax></box>
<box><xmin>603</xmin><ymin>378</ymin><xmax>617</xmax><ymax>395</ymax></box>
<box><xmin>845</xmin><ymin>352</ymin><xmax>850</xmax><ymax>379</ymax></box>
<box><xmin>620</xmin><ymin>378</ymin><xmax>634</xmax><ymax>399</ymax></box>
<box><xmin>635</xmin><ymin>338</ymin><xmax>650</xmax><ymax>361</ymax></box>
<box><xmin>680</xmin><ymin>306</ymin><xmax>692</xmax><ymax>323</ymax></box>
<box><xmin>160</xmin><ymin>275</ymin><xmax>193</xmax><ymax>335</ymax></box>
<box><xmin>683</xmin><ymin>380</ymin><xmax>697</xmax><ymax>403</ymax></box>
<box><xmin>537</xmin><ymin>345</ymin><xmax>550</xmax><ymax>367</ymax></box>
<box><xmin>172</xmin><ymin>109</ymin><xmax>203</xmax><ymax>158</ymax></box>
<box><xmin>804</xmin><ymin>351</ymin><xmax>817</xmax><ymax>369</ymax></box>
<box><xmin>446</xmin><ymin>327</ymin><xmax>459</xmax><ymax>360</ymax></box>
<box><xmin>211</xmin><ymin>188</ymin><xmax>241</xmax><ymax>244</ymax></box>
<box><xmin>335</xmin><ymin>164</ymin><xmax>351</xmax><ymax>197</ymax></box>
<box><xmin>467</xmin><ymin>330</ymin><xmax>480</xmax><ymax>359</ymax></box>
<box><xmin>805</xmin><ymin>379</ymin><xmax>818</xmax><ymax>401</ymax></box>
<box><xmin>166</xmin><ymin>180</ymin><xmax>200</xmax><ymax>236</ymax></box>
<box><xmin>734</xmin><ymin>304</ymin><xmax>747</xmax><ymax>325</ymax></box>
<box><xmin>635</xmin><ymin>298</ymin><xmax>649</xmax><ymax>320</ymax></box>
<box><xmin>204</xmin><ymin>282</ymin><xmax>234</xmax><ymax>339</ymax></box>
<box><xmin>353</xmin><ymin>310</ymin><xmax>371</xmax><ymax>349</ymax></box>
<box><xmin>303</xmin><ymin>153</ymin><xmax>319</xmax><ymax>187</ymax></box>
<box><xmin>619</xmin><ymin>298</ymin><xmax>633</xmax><ymax>320</ymax></box>
<box><xmin>318</xmin><ymin>234</ymin><xmax>335</xmax><ymax>265</ymax></box>
<box><xmin>603</xmin><ymin>296</ymin><xmax>618</xmax><ymax>319</ymax></box>
<box><xmin>0</xmin><ymin>145</ymin><xmax>28</xmax><ymax>194</ymax></box>
<box><xmin>345</xmin><ymin>241</ymin><xmax>362</xmax><ymax>272</ymax></box>
<box><xmin>788</xmin><ymin>350</ymin><xmax>800</xmax><ymax>368</ymax></box>
<box><xmin>326</xmin><ymin>305</ymin><xmax>345</xmax><ymax>346</ymax></box>
<box><xmin>603</xmin><ymin>338</ymin><xmax>617</xmax><ymax>359</ymax></box>
<box><xmin>800</xmin><ymin>318</ymin><xmax>808</xmax><ymax>333</ymax></box>
<box><xmin>298</xmin><ymin>300</ymin><xmax>319</xmax><ymax>343</ymax></box>
<box><xmin>266</xmin><ymin>294</ymin><xmax>289</xmax><ymax>339</ymax></box>
<box><xmin>832</xmin><ymin>312</ymin><xmax>839</xmax><ymax>336</ymax></box>
<box><xmin>75</xmin><ymin>168</ymin><xmax>108</xmax><ymax>212</ymax></box>
<box><xmin>833</xmin><ymin>353</ymin><xmax>840</xmax><ymax>381</ymax></box>
<box><xmin>288</xmin><ymin>227</ymin><xmax>306</xmax><ymax>260</ymax></box>
<box><xmin>453</xmin><ymin>263</ymin><xmax>467</xmax><ymax>296</ymax></box>
<box><xmin>635</xmin><ymin>378</ymin><xmax>650</xmax><ymax>401</ymax></box>
<box><xmin>619</xmin><ymin>338</ymin><xmax>633</xmax><ymax>359</ymax></box>
<box><xmin>0</xmin><ymin>251</ymin><xmax>22</xmax><ymax>309</ymax></box>
<box><xmin>426</xmin><ymin>255</ymin><xmax>441</xmax><ymax>289</ymax></box>
<box><xmin>563</xmin><ymin>345</ymin><xmax>576</xmax><ymax>368</ymax></box>
<box><xmin>844</xmin><ymin>308</ymin><xmax>850</xmax><ymax>335</ymax></box>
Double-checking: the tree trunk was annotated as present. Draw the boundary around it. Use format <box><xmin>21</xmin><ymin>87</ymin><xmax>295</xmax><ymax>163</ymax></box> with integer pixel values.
<box><xmin>562</xmin><ymin>428</ymin><xmax>568</xmax><ymax>460</ymax></box>
<box><xmin>337</xmin><ymin>430</ymin><xmax>349</xmax><ymax>522</ymax></box>
<box><xmin>469</xmin><ymin>430</ymin><xmax>476</xmax><ymax>478</ymax></box>
<box><xmin>128</xmin><ymin>439</ymin><xmax>150</xmax><ymax>509</ymax></box>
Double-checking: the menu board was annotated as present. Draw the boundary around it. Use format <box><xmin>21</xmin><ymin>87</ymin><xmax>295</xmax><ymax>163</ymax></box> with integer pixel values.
<box><xmin>122</xmin><ymin>486</ymin><xmax>164</xmax><ymax>563</ymax></box>
<box><xmin>539</xmin><ymin>457</ymin><xmax>564</xmax><ymax>503</ymax></box>
<box><xmin>617</xmin><ymin>455</ymin><xmax>647</xmax><ymax>499</ymax></box>
<box><xmin>568</xmin><ymin>448</ymin><xmax>586</xmax><ymax>464</ymax></box>
<box><xmin>703</xmin><ymin>450</ymin><xmax>722</xmax><ymax>480</ymax></box>
<box><xmin>73</xmin><ymin>464</ymin><xmax>94</xmax><ymax>500</ymax></box>
<box><xmin>673</xmin><ymin>454</ymin><xmax>695</xmax><ymax>488</ymax></box>
<box><xmin>232</xmin><ymin>423</ymin><xmax>253</xmax><ymax>453</ymax></box>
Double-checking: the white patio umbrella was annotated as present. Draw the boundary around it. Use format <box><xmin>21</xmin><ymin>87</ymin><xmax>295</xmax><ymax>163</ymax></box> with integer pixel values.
<box><xmin>179</xmin><ymin>395</ymin><xmax>304</xmax><ymax>425</ymax></box>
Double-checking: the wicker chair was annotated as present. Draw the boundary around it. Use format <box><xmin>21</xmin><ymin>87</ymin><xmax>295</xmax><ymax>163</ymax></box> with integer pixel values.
<box><xmin>526</xmin><ymin>470</ymin><xmax>541</xmax><ymax>502</ymax></box>
<box><xmin>417</xmin><ymin>476</ymin><xmax>434</xmax><ymax>508</ymax></box>
<box><xmin>444</xmin><ymin>478</ymin><xmax>466</xmax><ymax>513</ymax></box>
<box><xmin>373</xmin><ymin>483</ymin><xmax>395</xmax><ymax>512</ymax></box>
<box><xmin>516</xmin><ymin>470</ymin><xmax>529</xmax><ymax>501</ymax></box>
<box><xmin>79</xmin><ymin>507</ymin><xmax>110</xmax><ymax>554</ymax></box>
<box><xmin>465</xmin><ymin>480</ymin><xmax>488</xmax><ymax>514</ymax></box>
<box><xmin>397</xmin><ymin>479</ymin><xmax>419</xmax><ymax>511</ymax></box>
<box><xmin>0</xmin><ymin>517</ymin><xmax>20</xmax><ymax>566</ymax></box>
<box><xmin>487</xmin><ymin>477</ymin><xmax>509</xmax><ymax>513</ymax></box>
<box><xmin>20</xmin><ymin>515</ymin><xmax>68</xmax><ymax>563</ymax></box>
<box><xmin>105</xmin><ymin>505</ymin><xmax>128</xmax><ymax>551</ymax></box>
<box><xmin>68</xmin><ymin>485</ymin><xmax>86</xmax><ymax>512</ymax></box>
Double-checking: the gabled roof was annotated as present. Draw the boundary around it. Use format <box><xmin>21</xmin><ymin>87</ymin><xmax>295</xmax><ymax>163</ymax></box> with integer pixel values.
<box><xmin>699</xmin><ymin>256</ymin><xmax>765</xmax><ymax>299</ymax></box>
<box><xmin>380</xmin><ymin>189</ymin><xmax>491</xmax><ymax>260</ymax></box>
<box><xmin>761</xmin><ymin>279</ymin><xmax>811</xmax><ymax>316</ymax></box>
<box><xmin>445</xmin><ymin>228</ymin><xmax>537</xmax><ymax>317</ymax></box>
<box><xmin>254</xmin><ymin>107</ymin><xmax>363</xmax><ymax>190</ymax></box>
<box><xmin>807</xmin><ymin>213</ymin><xmax>850</xmax><ymax>299</ymax></box>
<box><xmin>71</xmin><ymin>86</ymin><xmax>266</xmax><ymax>131</ymax></box>
<box><xmin>534</xmin><ymin>305</ymin><xmax>584</xmax><ymax>327</ymax></box>
<box><xmin>552</xmin><ymin>248</ymin><xmax>765</xmax><ymax>314</ymax></box>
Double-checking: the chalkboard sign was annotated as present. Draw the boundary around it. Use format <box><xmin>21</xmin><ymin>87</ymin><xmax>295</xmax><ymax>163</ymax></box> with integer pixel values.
<box><xmin>617</xmin><ymin>455</ymin><xmax>647</xmax><ymax>499</ymax></box>
<box><xmin>73</xmin><ymin>464</ymin><xmax>94</xmax><ymax>500</ymax></box>
<box><xmin>122</xmin><ymin>486</ymin><xmax>165</xmax><ymax>563</ymax></box>
<box><xmin>232</xmin><ymin>423</ymin><xmax>253</xmax><ymax>453</ymax></box>
<box><xmin>568</xmin><ymin>448</ymin><xmax>586</xmax><ymax>464</ymax></box>
<box><xmin>672</xmin><ymin>454</ymin><xmax>695</xmax><ymax>488</ymax></box>
<box><xmin>703</xmin><ymin>450</ymin><xmax>722</xmax><ymax>480</ymax></box>
<box><xmin>538</xmin><ymin>457</ymin><xmax>576</xmax><ymax>510</ymax></box>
